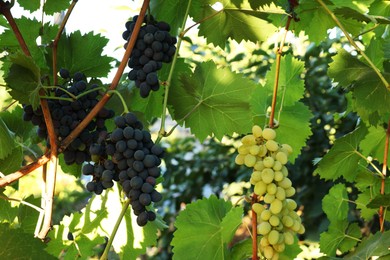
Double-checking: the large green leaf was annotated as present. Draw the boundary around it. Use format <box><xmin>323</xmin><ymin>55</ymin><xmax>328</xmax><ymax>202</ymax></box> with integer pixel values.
<box><xmin>367</xmin><ymin>194</ymin><xmax>390</xmax><ymax>208</ymax></box>
<box><xmin>322</xmin><ymin>183</ymin><xmax>349</xmax><ymax>222</ymax></box>
<box><xmin>314</xmin><ymin>126</ymin><xmax>368</xmax><ymax>182</ymax></box>
<box><xmin>0</xmin><ymin>223</ymin><xmax>56</xmax><ymax>260</ymax></box>
<box><xmin>0</xmin><ymin>106</ymin><xmax>35</xmax><ymax>141</ymax></box>
<box><xmin>320</xmin><ymin>220</ymin><xmax>361</xmax><ymax>256</ymax></box>
<box><xmin>345</xmin><ymin>230</ymin><xmax>390</xmax><ymax>259</ymax></box>
<box><xmin>4</xmin><ymin>52</ymin><xmax>42</xmax><ymax>109</ymax></box>
<box><xmin>0</xmin><ymin>146</ymin><xmax>23</xmax><ymax>175</ymax></box>
<box><xmin>55</xmin><ymin>31</ymin><xmax>115</xmax><ymax>78</ymax></box>
<box><xmin>168</xmin><ymin>60</ymin><xmax>256</xmax><ymax>141</ymax></box>
<box><xmin>190</xmin><ymin>0</ymin><xmax>277</xmax><ymax>48</ymax></box>
<box><xmin>293</xmin><ymin>0</ymin><xmax>363</xmax><ymax>43</ymax></box>
<box><xmin>330</xmin><ymin>0</ymin><xmax>373</xmax><ymax>13</ymax></box>
<box><xmin>150</xmin><ymin>0</ymin><xmax>202</xmax><ymax>35</ymax></box>
<box><xmin>18</xmin><ymin>196</ymin><xmax>41</xmax><ymax>233</ymax></box>
<box><xmin>171</xmin><ymin>195</ymin><xmax>243</xmax><ymax>259</ymax></box>
<box><xmin>329</xmin><ymin>50</ymin><xmax>390</xmax><ymax>122</ymax></box>
<box><xmin>0</xmin><ymin>118</ymin><xmax>16</xmax><ymax>160</ymax></box>
<box><xmin>0</xmin><ymin>195</ymin><xmax>18</xmax><ymax>223</ymax></box>
<box><xmin>360</xmin><ymin>125</ymin><xmax>390</xmax><ymax>165</ymax></box>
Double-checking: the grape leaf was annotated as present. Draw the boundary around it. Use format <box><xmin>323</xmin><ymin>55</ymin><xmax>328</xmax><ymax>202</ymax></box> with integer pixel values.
<box><xmin>190</xmin><ymin>0</ymin><xmax>277</xmax><ymax>48</ymax></box>
<box><xmin>263</xmin><ymin>54</ymin><xmax>305</xmax><ymax>106</ymax></box>
<box><xmin>44</xmin><ymin>0</ymin><xmax>72</xmax><ymax>15</ymax></box>
<box><xmin>320</xmin><ymin>220</ymin><xmax>361</xmax><ymax>256</ymax></box>
<box><xmin>4</xmin><ymin>52</ymin><xmax>42</xmax><ymax>109</ymax></box>
<box><xmin>333</xmin><ymin>7</ymin><xmax>372</xmax><ymax>23</ymax></box>
<box><xmin>58</xmin><ymin>154</ymin><xmax>82</xmax><ymax>178</ymax></box>
<box><xmin>369</xmin><ymin>0</ymin><xmax>390</xmax><ymax>17</ymax></box>
<box><xmin>0</xmin><ymin>18</ymin><xmax>54</xmax><ymax>69</ymax></box>
<box><xmin>322</xmin><ymin>183</ymin><xmax>349</xmax><ymax>222</ymax></box>
<box><xmin>367</xmin><ymin>194</ymin><xmax>390</xmax><ymax>208</ymax></box>
<box><xmin>0</xmin><ymin>106</ymin><xmax>35</xmax><ymax>141</ymax></box>
<box><xmin>329</xmin><ymin>50</ymin><xmax>390</xmax><ymax>122</ymax></box>
<box><xmin>230</xmin><ymin>238</ymin><xmax>252</xmax><ymax>260</ymax></box>
<box><xmin>354</xmin><ymin>168</ymin><xmax>381</xmax><ymax>192</ymax></box>
<box><xmin>150</xmin><ymin>0</ymin><xmax>202</xmax><ymax>35</ymax></box>
<box><xmin>0</xmin><ymin>196</ymin><xmax>18</xmax><ymax>223</ymax></box>
<box><xmin>171</xmin><ymin>195</ymin><xmax>243</xmax><ymax>260</ymax></box>
<box><xmin>365</xmin><ymin>37</ymin><xmax>385</xmax><ymax>71</ymax></box>
<box><xmin>345</xmin><ymin>230</ymin><xmax>390</xmax><ymax>259</ymax></box>
<box><xmin>360</xmin><ymin>126</ymin><xmax>390</xmax><ymax>165</ymax></box>
<box><xmin>279</xmin><ymin>236</ymin><xmax>303</xmax><ymax>260</ymax></box>
<box><xmin>356</xmin><ymin>189</ymin><xmax>378</xmax><ymax>221</ymax></box>
<box><xmin>330</xmin><ymin>0</ymin><xmax>373</xmax><ymax>13</ymax></box>
<box><xmin>18</xmin><ymin>196</ymin><xmax>41</xmax><ymax>233</ymax></box>
<box><xmin>293</xmin><ymin>1</ymin><xmax>363</xmax><ymax>43</ymax></box>
<box><xmin>0</xmin><ymin>118</ymin><xmax>16</xmax><ymax>160</ymax></box>
<box><xmin>55</xmin><ymin>31</ymin><xmax>115</xmax><ymax>78</ymax></box>
<box><xmin>0</xmin><ymin>146</ymin><xmax>23</xmax><ymax>175</ymax></box>
<box><xmin>0</xmin><ymin>223</ymin><xmax>56</xmax><ymax>260</ymax></box>
<box><xmin>314</xmin><ymin>126</ymin><xmax>368</xmax><ymax>182</ymax></box>
<box><xmin>168</xmin><ymin>60</ymin><xmax>256</xmax><ymax>141</ymax></box>
<box><xmin>18</xmin><ymin>0</ymin><xmax>40</xmax><ymax>12</ymax></box>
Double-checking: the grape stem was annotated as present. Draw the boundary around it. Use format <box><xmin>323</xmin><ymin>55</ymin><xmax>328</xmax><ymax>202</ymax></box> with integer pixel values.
<box><xmin>158</xmin><ymin>0</ymin><xmax>192</xmax><ymax>141</ymax></box>
<box><xmin>316</xmin><ymin>0</ymin><xmax>390</xmax><ymax>91</ymax></box>
<box><xmin>100</xmin><ymin>198</ymin><xmax>132</xmax><ymax>260</ymax></box>
<box><xmin>379</xmin><ymin>119</ymin><xmax>390</xmax><ymax>232</ymax></box>
<box><xmin>60</xmin><ymin>0</ymin><xmax>151</xmax><ymax>151</ymax></box>
<box><xmin>107</xmin><ymin>90</ymin><xmax>130</xmax><ymax>114</ymax></box>
<box><xmin>268</xmin><ymin>16</ymin><xmax>292</xmax><ymax>128</ymax></box>
<box><xmin>42</xmin><ymin>86</ymin><xmax>78</xmax><ymax>99</ymax></box>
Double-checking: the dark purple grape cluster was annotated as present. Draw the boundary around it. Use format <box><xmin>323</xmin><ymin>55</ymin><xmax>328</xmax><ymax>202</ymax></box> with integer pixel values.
<box><xmin>22</xmin><ymin>68</ymin><xmax>114</xmax><ymax>165</ymax></box>
<box><xmin>82</xmin><ymin>112</ymin><xmax>164</xmax><ymax>226</ymax></box>
<box><xmin>122</xmin><ymin>15</ymin><xmax>176</xmax><ymax>98</ymax></box>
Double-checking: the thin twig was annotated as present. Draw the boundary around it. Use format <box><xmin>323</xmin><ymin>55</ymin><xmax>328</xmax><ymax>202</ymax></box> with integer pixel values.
<box><xmin>268</xmin><ymin>16</ymin><xmax>292</xmax><ymax>128</ymax></box>
<box><xmin>379</xmin><ymin>119</ymin><xmax>390</xmax><ymax>232</ymax></box>
<box><xmin>0</xmin><ymin>151</ymin><xmax>51</xmax><ymax>187</ymax></box>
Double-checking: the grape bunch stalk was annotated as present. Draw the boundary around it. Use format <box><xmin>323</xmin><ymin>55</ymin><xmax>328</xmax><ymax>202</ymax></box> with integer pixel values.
<box><xmin>82</xmin><ymin>112</ymin><xmax>164</xmax><ymax>226</ymax></box>
<box><xmin>122</xmin><ymin>15</ymin><xmax>177</xmax><ymax>98</ymax></box>
<box><xmin>23</xmin><ymin>69</ymin><xmax>114</xmax><ymax>165</ymax></box>
<box><xmin>235</xmin><ymin>126</ymin><xmax>305</xmax><ymax>260</ymax></box>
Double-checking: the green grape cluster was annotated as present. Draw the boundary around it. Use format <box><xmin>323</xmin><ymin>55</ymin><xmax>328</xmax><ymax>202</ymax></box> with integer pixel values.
<box><xmin>235</xmin><ymin>125</ymin><xmax>304</xmax><ymax>260</ymax></box>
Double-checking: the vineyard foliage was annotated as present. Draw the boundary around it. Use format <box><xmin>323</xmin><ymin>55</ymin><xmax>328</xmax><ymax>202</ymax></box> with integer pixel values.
<box><xmin>0</xmin><ymin>0</ymin><xmax>390</xmax><ymax>259</ymax></box>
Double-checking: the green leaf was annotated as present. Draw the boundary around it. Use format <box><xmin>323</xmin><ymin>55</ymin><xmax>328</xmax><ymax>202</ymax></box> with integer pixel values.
<box><xmin>314</xmin><ymin>126</ymin><xmax>368</xmax><ymax>182</ymax></box>
<box><xmin>345</xmin><ymin>230</ymin><xmax>390</xmax><ymax>259</ymax></box>
<box><xmin>18</xmin><ymin>196</ymin><xmax>41</xmax><ymax>233</ymax></box>
<box><xmin>360</xmin><ymin>125</ymin><xmax>390</xmax><ymax>165</ymax></box>
<box><xmin>367</xmin><ymin>194</ymin><xmax>390</xmax><ymax>208</ymax></box>
<box><xmin>168</xmin><ymin>61</ymin><xmax>256</xmax><ymax>141</ymax></box>
<box><xmin>264</xmin><ymin>54</ymin><xmax>305</xmax><ymax>106</ymax></box>
<box><xmin>356</xmin><ymin>190</ymin><xmax>377</xmax><ymax>221</ymax></box>
<box><xmin>0</xmin><ymin>196</ymin><xmax>18</xmax><ymax>223</ymax></box>
<box><xmin>58</xmin><ymin>154</ymin><xmax>82</xmax><ymax>177</ymax></box>
<box><xmin>18</xmin><ymin>0</ymin><xmax>40</xmax><ymax>12</ymax></box>
<box><xmin>329</xmin><ymin>50</ymin><xmax>390</xmax><ymax>122</ymax></box>
<box><xmin>365</xmin><ymin>37</ymin><xmax>385</xmax><ymax>71</ymax></box>
<box><xmin>150</xmin><ymin>0</ymin><xmax>201</xmax><ymax>35</ymax></box>
<box><xmin>172</xmin><ymin>195</ymin><xmax>243</xmax><ymax>260</ymax></box>
<box><xmin>330</xmin><ymin>0</ymin><xmax>373</xmax><ymax>13</ymax></box>
<box><xmin>279</xmin><ymin>236</ymin><xmax>303</xmax><ymax>260</ymax></box>
<box><xmin>0</xmin><ymin>223</ymin><xmax>56</xmax><ymax>260</ymax></box>
<box><xmin>56</xmin><ymin>31</ymin><xmax>115</xmax><ymax>78</ymax></box>
<box><xmin>0</xmin><ymin>118</ymin><xmax>16</xmax><ymax>160</ymax></box>
<box><xmin>190</xmin><ymin>0</ymin><xmax>277</xmax><ymax>48</ymax></box>
<box><xmin>230</xmin><ymin>238</ymin><xmax>252</xmax><ymax>260</ymax></box>
<box><xmin>293</xmin><ymin>1</ymin><xmax>363</xmax><ymax>43</ymax></box>
<box><xmin>369</xmin><ymin>0</ymin><xmax>390</xmax><ymax>17</ymax></box>
<box><xmin>322</xmin><ymin>183</ymin><xmax>349</xmax><ymax>222</ymax></box>
<box><xmin>0</xmin><ymin>146</ymin><xmax>23</xmax><ymax>175</ymax></box>
<box><xmin>320</xmin><ymin>220</ymin><xmax>361</xmax><ymax>256</ymax></box>
<box><xmin>333</xmin><ymin>7</ymin><xmax>372</xmax><ymax>23</ymax></box>
<box><xmin>4</xmin><ymin>52</ymin><xmax>42</xmax><ymax>109</ymax></box>
<box><xmin>0</xmin><ymin>106</ymin><xmax>35</xmax><ymax>141</ymax></box>
<box><xmin>44</xmin><ymin>0</ymin><xmax>72</xmax><ymax>15</ymax></box>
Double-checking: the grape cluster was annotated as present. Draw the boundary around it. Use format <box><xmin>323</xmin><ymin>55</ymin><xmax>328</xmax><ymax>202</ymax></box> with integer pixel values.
<box><xmin>82</xmin><ymin>112</ymin><xmax>164</xmax><ymax>226</ymax></box>
<box><xmin>122</xmin><ymin>15</ymin><xmax>176</xmax><ymax>98</ymax></box>
<box><xmin>22</xmin><ymin>69</ymin><xmax>114</xmax><ymax>165</ymax></box>
<box><xmin>235</xmin><ymin>126</ymin><xmax>304</xmax><ymax>260</ymax></box>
